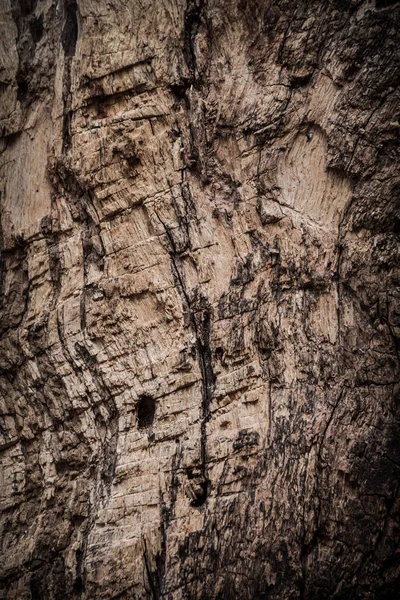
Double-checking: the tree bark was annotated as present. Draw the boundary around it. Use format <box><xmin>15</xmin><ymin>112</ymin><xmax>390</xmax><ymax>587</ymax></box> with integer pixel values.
<box><xmin>1</xmin><ymin>0</ymin><xmax>400</xmax><ymax>598</ymax></box>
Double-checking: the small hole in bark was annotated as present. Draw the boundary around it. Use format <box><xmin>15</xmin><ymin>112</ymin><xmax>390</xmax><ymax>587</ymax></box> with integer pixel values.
<box><xmin>126</xmin><ymin>154</ymin><xmax>140</xmax><ymax>168</ymax></box>
<box><xmin>215</xmin><ymin>347</ymin><xmax>224</xmax><ymax>361</ymax></box>
<box><xmin>170</xmin><ymin>82</ymin><xmax>189</xmax><ymax>99</ymax></box>
<box><xmin>137</xmin><ymin>395</ymin><xmax>156</xmax><ymax>429</ymax></box>
<box><xmin>190</xmin><ymin>480</ymin><xmax>209</xmax><ymax>507</ymax></box>
<box><xmin>291</xmin><ymin>72</ymin><xmax>312</xmax><ymax>87</ymax></box>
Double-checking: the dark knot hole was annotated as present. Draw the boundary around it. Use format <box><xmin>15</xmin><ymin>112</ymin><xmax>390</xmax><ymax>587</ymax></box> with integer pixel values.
<box><xmin>137</xmin><ymin>395</ymin><xmax>156</xmax><ymax>429</ymax></box>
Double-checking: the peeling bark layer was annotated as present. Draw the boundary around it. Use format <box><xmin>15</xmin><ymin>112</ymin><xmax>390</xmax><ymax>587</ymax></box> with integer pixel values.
<box><xmin>1</xmin><ymin>0</ymin><xmax>400</xmax><ymax>598</ymax></box>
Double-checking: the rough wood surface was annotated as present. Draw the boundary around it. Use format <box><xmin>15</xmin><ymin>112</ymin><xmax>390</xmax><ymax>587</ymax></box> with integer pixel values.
<box><xmin>1</xmin><ymin>1</ymin><xmax>400</xmax><ymax>598</ymax></box>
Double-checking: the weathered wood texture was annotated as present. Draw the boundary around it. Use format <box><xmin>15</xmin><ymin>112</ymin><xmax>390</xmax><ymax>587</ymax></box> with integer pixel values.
<box><xmin>1</xmin><ymin>0</ymin><xmax>400</xmax><ymax>598</ymax></box>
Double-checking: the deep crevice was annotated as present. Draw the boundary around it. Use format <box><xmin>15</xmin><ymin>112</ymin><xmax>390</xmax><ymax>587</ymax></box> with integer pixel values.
<box><xmin>29</xmin><ymin>13</ymin><xmax>43</xmax><ymax>44</ymax></box>
<box><xmin>62</xmin><ymin>0</ymin><xmax>79</xmax><ymax>57</ymax></box>
<box><xmin>376</xmin><ymin>0</ymin><xmax>400</xmax><ymax>7</ymax></box>
<box><xmin>183</xmin><ymin>0</ymin><xmax>204</xmax><ymax>81</ymax></box>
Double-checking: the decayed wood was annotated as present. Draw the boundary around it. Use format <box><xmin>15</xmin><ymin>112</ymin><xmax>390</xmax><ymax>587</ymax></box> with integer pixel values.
<box><xmin>0</xmin><ymin>0</ymin><xmax>399</xmax><ymax>598</ymax></box>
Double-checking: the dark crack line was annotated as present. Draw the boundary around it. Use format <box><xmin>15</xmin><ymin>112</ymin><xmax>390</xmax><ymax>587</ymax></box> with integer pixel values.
<box><xmin>154</xmin><ymin>208</ymin><xmax>214</xmax><ymax>483</ymax></box>
<box><xmin>143</xmin><ymin>537</ymin><xmax>158</xmax><ymax>600</ymax></box>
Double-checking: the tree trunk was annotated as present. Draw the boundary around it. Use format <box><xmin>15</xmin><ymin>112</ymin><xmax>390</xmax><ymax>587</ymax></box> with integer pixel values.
<box><xmin>1</xmin><ymin>0</ymin><xmax>400</xmax><ymax>598</ymax></box>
